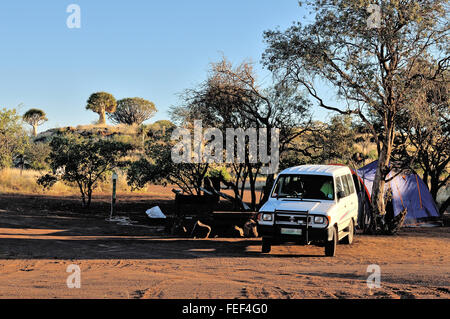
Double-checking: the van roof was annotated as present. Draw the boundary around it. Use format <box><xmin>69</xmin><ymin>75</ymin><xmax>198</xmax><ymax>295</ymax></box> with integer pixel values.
<box><xmin>279</xmin><ymin>164</ymin><xmax>351</xmax><ymax>177</ymax></box>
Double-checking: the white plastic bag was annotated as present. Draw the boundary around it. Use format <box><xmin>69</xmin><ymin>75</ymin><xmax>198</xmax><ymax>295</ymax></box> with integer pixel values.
<box><xmin>145</xmin><ymin>206</ymin><xmax>166</xmax><ymax>219</ymax></box>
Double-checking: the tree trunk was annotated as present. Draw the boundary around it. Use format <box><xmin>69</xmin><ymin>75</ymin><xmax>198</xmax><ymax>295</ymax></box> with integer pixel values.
<box><xmin>261</xmin><ymin>174</ymin><xmax>275</xmax><ymax>204</ymax></box>
<box><xmin>87</xmin><ymin>189</ymin><xmax>92</xmax><ymax>208</ymax></box>
<box><xmin>370</xmin><ymin>132</ymin><xmax>393</xmax><ymax>232</ymax></box>
<box><xmin>32</xmin><ymin>125</ymin><xmax>38</xmax><ymax>137</ymax></box>
<box><xmin>240</xmin><ymin>169</ymin><xmax>248</xmax><ymax>200</ymax></box>
<box><xmin>422</xmin><ymin>170</ymin><xmax>429</xmax><ymax>189</ymax></box>
<box><xmin>80</xmin><ymin>193</ymin><xmax>86</xmax><ymax>208</ymax></box>
<box><xmin>247</xmin><ymin>166</ymin><xmax>257</xmax><ymax>210</ymax></box>
<box><xmin>250</xmin><ymin>180</ymin><xmax>256</xmax><ymax>210</ymax></box>
<box><xmin>78</xmin><ymin>183</ymin><xmax>87</xmax><ymax>208</ymax></box>
<box><xmin>430</xmin><ymin>174</ymin><xmax>440</xmax><ymax>203</ymax></box>
<box><xmin>99</xmin><ymin>110</ymin><xmax>106</xmax><ymax>125</ymax></box>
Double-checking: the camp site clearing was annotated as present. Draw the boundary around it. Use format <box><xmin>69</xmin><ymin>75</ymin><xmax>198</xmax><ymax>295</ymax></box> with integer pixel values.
<box><xmin>0</xmin><ymin>189</ymin><xmax>449</xmax><ymax>299</ymax></box>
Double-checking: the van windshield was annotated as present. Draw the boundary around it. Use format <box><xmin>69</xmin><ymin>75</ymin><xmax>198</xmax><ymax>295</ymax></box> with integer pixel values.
<box><xmin>272</xmin><ymin>174</ymin><xmax>335</xmax><ymax>200</ymax></box>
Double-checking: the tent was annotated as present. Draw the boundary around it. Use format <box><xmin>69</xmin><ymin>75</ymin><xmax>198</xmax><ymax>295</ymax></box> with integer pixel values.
<box><xmin>357</xmin><ymin>161</ymin><xmax>440</xmax><ymax>226</ymax></box>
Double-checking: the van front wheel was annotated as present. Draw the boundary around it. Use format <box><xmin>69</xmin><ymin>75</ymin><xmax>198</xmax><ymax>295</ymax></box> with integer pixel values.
<box><xmin>342</xmin><ymin>219</ymin><xmax>354</xmax><ymax>245</ymax></box>
<box><xmin>262</xmin><ymin>238</ymin><xmax>271</xmax><ymax>254</ymax></box>
<box><xmin>325</xmin><ymin>227</ymin><xmax>337</xmax><ymax>257</ymax></box>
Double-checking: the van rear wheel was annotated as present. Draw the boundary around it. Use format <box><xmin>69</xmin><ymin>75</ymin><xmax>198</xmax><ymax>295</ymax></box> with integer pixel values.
<box><xmin>262</xmin><ymin>238</ymin><xmax>271</xmax><ymax>254</ymax></box>
<box><xmin>325</xmin><ymin>227</ymin><xmax>337</xmax><ymax>257</ymax></box>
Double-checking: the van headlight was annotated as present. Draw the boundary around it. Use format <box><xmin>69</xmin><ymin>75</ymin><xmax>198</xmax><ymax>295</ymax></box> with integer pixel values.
<box><xmin>314</xmin><ymin>216</ymin><xmax>327</xmax><ymax>224</ymax></box>
<box><xmin>261</xmin><ymin>213</ymin><xmax>273</xmax><ymax>221</ymax></box>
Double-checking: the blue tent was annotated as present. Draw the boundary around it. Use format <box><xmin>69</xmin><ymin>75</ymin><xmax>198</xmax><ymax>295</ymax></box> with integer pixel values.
<box><xmin>357</xmin><ymin>161</ymin><xmax>440</xmax><ymax>226</ymax></box>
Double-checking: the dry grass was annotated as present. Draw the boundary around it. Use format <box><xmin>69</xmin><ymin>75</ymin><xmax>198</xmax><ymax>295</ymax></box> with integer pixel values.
<box><xmin>0</xmin><ymin>168</ymin><xmax>145</xmax><ymax>196</ymax></box>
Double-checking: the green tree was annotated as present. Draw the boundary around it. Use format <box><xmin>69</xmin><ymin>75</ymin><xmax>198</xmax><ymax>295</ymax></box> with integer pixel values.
<box><xmin>149</xmin><ymin>120</ymin><xmax>176</xmax><ymax>136</ymax></box>
<box><xmin>395</xmin><ymin>77</ymin><xmax>449</xmax><ymax>214</ymax></box>
<box><xmin>263</xmin><ymin>0</ymin><xmax>449</xmax><ymax>231</ymax></box>
<box><xmin>86</xmin><ymin>92</ymin><xmax>117</xmax><ymax>125</ymax></box>
<box><xmin>23</xmin><ymin>109</ymin><xmax>48</xmax><ymax>137</ymax></box>
<box><xmin>127</xmin><ymin>135</ymin><xmax>209</xmax><ymax>195</ymax></box>
<box><xmin>108</xmin><ymin>97</ymin><xmax>157</xmax><ymax>125</ymax></box>
<box><xmin>0</xmin><ymin>108</ymin><xmax>29</xmax><ymax>169</ymax></box>
<box><xmin>37</xmin><ymin>134</ymin><xmax>133</xmax><ymax>208</ymax></box>
<box><xmin>320</xmin><ymin>115</ymin><xmax>356</xmax><ymax>164</ymax></box>
<box><xmin>16</xmin><ymin>142</ymin><xmax>51</xmax><ymax>173</ymax></box>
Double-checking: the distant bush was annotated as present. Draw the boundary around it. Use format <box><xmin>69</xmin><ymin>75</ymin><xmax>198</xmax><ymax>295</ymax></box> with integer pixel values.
<box><xmin>0</xmin><ymin>108</ymin><xmax>29</xmax><ymax>169</ymax></box>
<box><xmin>20</xmin><ymin>142</ymin><xmax>51</xmax><ymax>171</ymax></box>
<box><xmin>206</xmin><ymin>167</ymin><xmax>232</xmax><ymax>183</ymax></box>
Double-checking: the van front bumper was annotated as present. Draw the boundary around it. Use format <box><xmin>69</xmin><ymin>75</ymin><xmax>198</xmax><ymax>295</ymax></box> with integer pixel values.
<box><xmin>258</xmin><ymin>224</ymin><xmax>333</xmax><ymax>244</ymax></box>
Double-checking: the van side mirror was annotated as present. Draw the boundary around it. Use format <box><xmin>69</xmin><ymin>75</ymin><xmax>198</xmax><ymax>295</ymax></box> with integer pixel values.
<box><xmin>337</xmin><ymin>191</ymin><xmax>345</xmax><ymax>200</ymax></box>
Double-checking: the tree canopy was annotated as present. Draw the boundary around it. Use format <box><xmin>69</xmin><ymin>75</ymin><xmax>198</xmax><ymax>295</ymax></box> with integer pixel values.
<box><xmin>395</xmin><ymin>78</ymin><xmax>449</xmax><ymax>213</ymax></box>
<box><xmin>108</xmin><ymin>97</ymin><xmax>157</xmax><ymax>125</ymax></box>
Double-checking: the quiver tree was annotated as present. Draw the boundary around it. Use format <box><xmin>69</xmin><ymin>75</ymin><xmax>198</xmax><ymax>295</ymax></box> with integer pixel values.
<box><xmin>23</xmin><ymin>108</ymin><xmax>48</xmax><ymax>137</ymax></box>
<box><xmin>108</xmin><ymin>97</ymin><xmax>157</xmax><ymax>125</ymax></box>
<box><xmin>86</xmin><ymin>92</ymin><xmax>117</xmax><ymax>125</ymax></box>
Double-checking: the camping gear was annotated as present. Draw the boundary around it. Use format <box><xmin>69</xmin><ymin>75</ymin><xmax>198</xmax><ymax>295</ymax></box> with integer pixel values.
<box><xmin>357</xmin><ymin>161</ymin><xmax>440</xmax><ymax>226</ymax></box>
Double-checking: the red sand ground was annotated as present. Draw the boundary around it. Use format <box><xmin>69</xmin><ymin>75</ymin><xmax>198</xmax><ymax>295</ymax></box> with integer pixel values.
<box><xmin>0</xmin><ymin>189</ymin><xmax>449</xmax><ymax>299</ymax></box>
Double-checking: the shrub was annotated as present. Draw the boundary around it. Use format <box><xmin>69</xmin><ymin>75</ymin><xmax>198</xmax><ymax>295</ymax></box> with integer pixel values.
<box><xmin>37</xmin><ymin>134</ymin><xmax>133</xmax><ymax>208</ymax></box>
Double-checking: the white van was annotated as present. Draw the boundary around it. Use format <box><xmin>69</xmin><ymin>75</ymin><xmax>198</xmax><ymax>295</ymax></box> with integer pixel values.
<box><xmin>257</xmin><ymin>165</ymin><xmax>358</xmax><ymax>257</ymax></box>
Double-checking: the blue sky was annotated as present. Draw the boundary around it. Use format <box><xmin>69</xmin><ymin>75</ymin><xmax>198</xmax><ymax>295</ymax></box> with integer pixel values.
<box><xmin>0</xmin><ymin>0</ymin><xmax>330</xmax><ymax>132</ymax></box>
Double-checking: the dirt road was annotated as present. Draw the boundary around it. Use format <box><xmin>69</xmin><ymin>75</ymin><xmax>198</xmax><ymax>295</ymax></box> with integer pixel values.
<box><xmin>0</xmin><ymin>194</ymin><xmax>449</xmax><ymax>299</ymax></box>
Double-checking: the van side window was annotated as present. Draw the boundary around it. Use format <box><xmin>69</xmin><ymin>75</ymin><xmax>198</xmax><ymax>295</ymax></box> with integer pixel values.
<box><xmin>341</xmin><ymin>175</ymin><xmax>351</xmax><ymax>197</ymax></box>
<box><xmin>345</xmin><ymin>174</ymin><xmax>355</xmax><ymax>194</ymax></box>
<box><xmin>336</xmin><ymin>176</ymin><xmax>344</xmax><ymax>197</ymax></box>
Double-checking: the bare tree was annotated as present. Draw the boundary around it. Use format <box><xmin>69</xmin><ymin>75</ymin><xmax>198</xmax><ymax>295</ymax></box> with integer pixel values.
<box><xmin>171</xmin><ymin>58</ymin><xmax>313</xmax><ymax>209</ymax></box>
